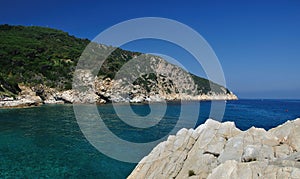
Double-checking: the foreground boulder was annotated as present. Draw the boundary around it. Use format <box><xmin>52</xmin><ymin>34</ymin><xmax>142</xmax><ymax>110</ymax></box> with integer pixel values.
<box><xmin>128</xmin><ymin>118</ymin><xmax>300</xmax><ymax>179</ymax></box>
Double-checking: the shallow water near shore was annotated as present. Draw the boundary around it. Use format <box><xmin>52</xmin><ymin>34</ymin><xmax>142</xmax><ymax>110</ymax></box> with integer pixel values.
<box><xmin>0</xmin><ymin>99</ymin><xmax>299</xmax><ymax>178</ymax></box>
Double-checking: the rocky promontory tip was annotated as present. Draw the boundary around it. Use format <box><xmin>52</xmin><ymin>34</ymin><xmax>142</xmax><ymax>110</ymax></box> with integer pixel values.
<box><xmin>128</xmin><ymin>118</ymin><xmax>300</xmax><ymax>179</ymax></box>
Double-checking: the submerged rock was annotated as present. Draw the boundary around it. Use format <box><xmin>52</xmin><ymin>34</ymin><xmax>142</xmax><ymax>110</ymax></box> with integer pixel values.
<box><xmin>128</xmin><ymin>118</ymin><xmax>300</xmax><ymax>179</ymax></box>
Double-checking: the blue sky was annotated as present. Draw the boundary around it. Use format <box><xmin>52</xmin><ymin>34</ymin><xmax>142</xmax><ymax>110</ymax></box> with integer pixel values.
<box><xmin>1</xmin><ymin>0</ymin><xmax>300</xmax><ymax>99</ymax></box>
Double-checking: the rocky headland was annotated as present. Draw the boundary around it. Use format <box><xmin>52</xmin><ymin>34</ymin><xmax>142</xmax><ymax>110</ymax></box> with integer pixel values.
<box><xmin>0</xmin><ymin>25</ymin><xmax>237</xmax><ymax>108</ymax></box>
<box><xmin>128</xmin><ymin>118</ymin><xmax>300</xmax><ymax>179</ymax></box>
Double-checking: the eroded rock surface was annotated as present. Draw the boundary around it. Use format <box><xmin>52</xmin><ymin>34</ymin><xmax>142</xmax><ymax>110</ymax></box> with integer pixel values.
<box><xmin>128</xmin><ymin>118</ymin><xmax>300</xmax><ymax>179</ymax></box>
<box><xmin>0</xmin><ymin>85</ymin><xmax>42</xmax><ymax>108</ymax></box>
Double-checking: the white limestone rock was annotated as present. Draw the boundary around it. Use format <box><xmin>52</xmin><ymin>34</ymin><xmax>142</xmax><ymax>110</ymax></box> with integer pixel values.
<box><xmin>128</xmin><ymin>118</ymin><xmax>300</xmax><ymax>179</ymax></box>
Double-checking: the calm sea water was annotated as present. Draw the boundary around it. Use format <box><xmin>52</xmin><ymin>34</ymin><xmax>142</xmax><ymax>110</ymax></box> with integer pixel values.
<box><xmin>0</xmin><ymin>99</ymin><xmax>299</xmax><ymax>178</ymax></box>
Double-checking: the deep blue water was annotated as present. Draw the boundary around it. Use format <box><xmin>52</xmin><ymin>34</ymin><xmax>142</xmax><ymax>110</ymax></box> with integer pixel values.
<box><xmin>0</xmin><ymin>99</ymin><xmax>299</xmax><ymax>178</ymax></box>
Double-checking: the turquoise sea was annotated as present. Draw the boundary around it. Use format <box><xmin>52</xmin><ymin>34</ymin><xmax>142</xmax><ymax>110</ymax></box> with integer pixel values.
<box><xmin>0</xmin><ymin>99</ymin><xmax>300</xmax><ymax>178</ymax></box>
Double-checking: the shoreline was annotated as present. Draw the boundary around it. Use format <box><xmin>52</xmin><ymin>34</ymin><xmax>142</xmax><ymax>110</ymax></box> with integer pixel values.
<box><xmin>0</xmin><ymin>97</ymin><xmax>238</xmax><ymax>109</ymax></box>
<box><xmin>0</xmin><ymin>84</ymin><xmax>238</xmax><ymax>109</ymax></box>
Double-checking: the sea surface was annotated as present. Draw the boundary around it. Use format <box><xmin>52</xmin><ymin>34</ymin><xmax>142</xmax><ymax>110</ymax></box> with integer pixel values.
<box><xmin>0</xmin><ymin>99</ymin><xmax>299</xmax><ymax>178</ymax></box>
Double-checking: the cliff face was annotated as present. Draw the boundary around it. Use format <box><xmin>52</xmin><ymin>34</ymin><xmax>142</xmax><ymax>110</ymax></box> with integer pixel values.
<box><xmin>92</xmin><ymin>55</ymin><xmax>237</xmax><ymax>103</ymax></box>
<box><xmin>128</xmin><ymin>118</ymin><xmax>300</xmax><ymax>179</ymax></box>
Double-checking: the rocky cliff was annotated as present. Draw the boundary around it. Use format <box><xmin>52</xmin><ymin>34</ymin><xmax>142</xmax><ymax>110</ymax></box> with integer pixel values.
<box><xmin>128</xmin><ymin>118</ymin><xmax>300</xmax><ymax>179</ymax></box>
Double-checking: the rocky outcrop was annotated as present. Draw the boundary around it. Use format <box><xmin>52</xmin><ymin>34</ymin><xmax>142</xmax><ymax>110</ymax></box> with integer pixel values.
<box><xmin>128</xmin><ymin>118</ymin><xmax>300</xmax><ymax>179</ymax></box>
<box><xmin>0</xmin><ymin>85</ymin><xmax>42</xmax><ymax>108</ymax></box>
<box><xmin>94</xmin><ymin>77</ymin><xmax>237</xmax><ymax>103</ymax></box>
<box><xmin>107</xmin><ymin>55</ymin><xmax>238</xmax><ymax>103</ymax></box>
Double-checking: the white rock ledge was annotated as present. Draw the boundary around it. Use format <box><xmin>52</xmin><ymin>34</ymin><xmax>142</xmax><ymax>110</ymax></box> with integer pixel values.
<box><xmin>128</xmin><ymin>118</ymin><xmax>300</xmax><ymax>179</ymax></box>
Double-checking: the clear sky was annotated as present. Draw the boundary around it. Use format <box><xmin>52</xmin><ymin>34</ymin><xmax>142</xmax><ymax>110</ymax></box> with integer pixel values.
<box><xmin>1</xmin><ymin>0</ymin><xmax>299</xmax><ymax>99</ymax></box>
